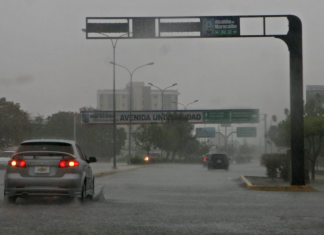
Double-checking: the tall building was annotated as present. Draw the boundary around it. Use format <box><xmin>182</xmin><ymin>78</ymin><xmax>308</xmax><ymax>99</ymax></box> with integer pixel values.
<box><xmin>96</xmin><ymin>82</ymin><xmax>180</xmax><ymax>157</ymax></box>
<box><xmin>97</xmin><ymin>82</ymin><xmax>180</xmax><ymax>111</ymax></box>
<box><xmin>306</xmin><ymin>85</ymin><xmax>324</xmax><ymax>108</ymax></box>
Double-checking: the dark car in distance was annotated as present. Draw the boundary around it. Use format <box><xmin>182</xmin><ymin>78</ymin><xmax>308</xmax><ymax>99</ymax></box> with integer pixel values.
<box><xmin>207</xmin><ymin>154</ymin><xmax>229</xmax><ymax>171</ymax></box>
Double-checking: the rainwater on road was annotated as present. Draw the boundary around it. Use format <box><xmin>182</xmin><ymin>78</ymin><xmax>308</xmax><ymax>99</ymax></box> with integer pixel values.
<box><xmin>0</xmin><ymin>162</ymin><xmax>323</xmax><ymax>235</ymax></box>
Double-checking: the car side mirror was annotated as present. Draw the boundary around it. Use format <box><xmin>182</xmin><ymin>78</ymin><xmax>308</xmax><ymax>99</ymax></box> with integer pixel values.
<box><xmin>88</xmin><ymin>156</ymin><xmax>97</xmax><ymax>163</ymax></box>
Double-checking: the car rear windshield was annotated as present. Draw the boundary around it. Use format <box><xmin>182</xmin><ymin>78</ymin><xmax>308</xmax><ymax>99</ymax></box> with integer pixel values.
<box><xmin>17</xmin><ymin>142</ymin><xmax>74</xmax><ymax>154</ymax></box>
<box><xmin>211</xmin><ymin>154</ymin><xmax>227</xmax><ymax>160</ymax></box>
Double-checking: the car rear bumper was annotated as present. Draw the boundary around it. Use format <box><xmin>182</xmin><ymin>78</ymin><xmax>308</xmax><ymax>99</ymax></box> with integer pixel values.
<box><xmin>208</xmin><ymin>163</ymin><xmax>229</xmax><ymax>169</ymax></box>
<box><xmin>4</xmin><ymin>173</ymin><xmax>83</xmax><ymax>197</ymax></box>
<box><xmin>4</xmin><ymin>187</ymin><xmax>82</xmax><ymax>197</ymax></box>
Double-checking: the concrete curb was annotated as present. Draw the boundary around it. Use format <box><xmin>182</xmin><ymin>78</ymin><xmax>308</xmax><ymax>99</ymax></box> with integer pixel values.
<box><xmin>240</xmin><ymin>175</ymin><xmax>318</xmax><ymax>192</ymax></box>
<box><xmin>93</xmin><ymin>165</ymin><xmax>147</xmax><ymax>178</ymax></box>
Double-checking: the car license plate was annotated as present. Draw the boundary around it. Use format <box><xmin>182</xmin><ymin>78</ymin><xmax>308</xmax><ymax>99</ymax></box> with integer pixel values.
<box><xmin>35</xmin><ymin>166</ymin><xmax>49</xmax><ymax>174</ymax></box>
<box><xmin>217</xmin><ymin>159</ymin><xmax>222</xmax><ymax>163</ymax></box>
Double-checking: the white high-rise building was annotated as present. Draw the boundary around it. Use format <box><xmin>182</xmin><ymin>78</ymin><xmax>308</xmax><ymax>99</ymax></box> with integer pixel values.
<box><xmin>97</xmin><ymin>82</ymin><xmax>180</xmax><ymax>111</ymax></box>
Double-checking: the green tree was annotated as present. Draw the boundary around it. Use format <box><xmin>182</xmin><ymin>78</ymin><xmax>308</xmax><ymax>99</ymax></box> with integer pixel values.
<box><xmin>0</xmin><ymin>98</ymin><xmax>30</xmax><ymax>149</ymax></box>
<box><xmin>303</xmin><ymin>93</ymin><xmax>324</xmax><ymax>181</ymax></box>
<box><xmin>29</xmin><ymin>115</ymin><xmax>47</xmax><ymax>139</ymax></box>
<box><xmin>161</xmin><ymin>113</ymin><xmax>194</xmax><ymax>161</ymax></box>
<box><xmin>73</xmin><ymin>114</ymin><xmax>127</xmax><ymax>159</ymax></box>
<box><xmin>267</xmin><ymin>110</ymin><xmax>290</xmax><ymax>148</ymax></box>
<box><xmin>155</xmin><ymin>124</ymin><xmax>174</xmax><ymax>160</ymax></box>
<box><xmin>238</xmin><ymin>143</ymin><xmax>255</xmax><ymax>156</ymax></box>
<box><xmin>78</xmin><ymin>123</ymin><xmax>127</xmax><ymax>159</ymax></box>
<box><xmin>179</xmin><ymin>137</ymin><xmax>211</xmax><ymax>160</ymax></box>
<box><xmin>304</xmin><ymin>116</ymin><xmax>324</xmax><ymax>180</ymax></box>
<box><xmin>132</xmin><ymin>123</ymin><xmax>161</xmax><ymax>156</ymax></box>
<box><xmin>198</xmin><ymin>140</ymin><xmax>213</xmax><ymax>156</ymax></box>
<box><xmin>268</xmin><ymin>99</ymin><xmax>324</xmax><ymax>181</ymax></box>
<box><xmin>304</xmin><ymin>93</ymin><xmax>324</xmax><ymax>117</ymax></box>
<box><xmin>44</xmin><ymin>111</ymin><xmax>75</xmax><ymax>139</ymax></box>
<box><xmin>216</xmin><ymin>144</ymin><xmax>234</xmax><ymax>155</ymax></box>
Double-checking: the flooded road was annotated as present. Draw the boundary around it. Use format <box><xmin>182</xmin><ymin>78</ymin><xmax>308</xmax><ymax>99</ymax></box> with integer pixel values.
<box><xmin>0</xmin><ymin>162</ymin><xmax>323</xmax><ymax>235</ymax></box>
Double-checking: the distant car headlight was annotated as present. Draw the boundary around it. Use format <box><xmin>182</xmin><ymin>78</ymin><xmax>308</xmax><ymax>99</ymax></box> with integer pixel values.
<box><xmin>144</xmin><ymin>156</ymin><xmax>149</xmax><ymax>161</ymax></box>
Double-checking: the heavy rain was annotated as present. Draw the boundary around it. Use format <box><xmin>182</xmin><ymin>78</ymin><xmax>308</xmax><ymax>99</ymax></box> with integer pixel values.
<box><xmin>1</xmin><ymin>1</ymin><xmax>324</xmax><ymax>234</ymax></box>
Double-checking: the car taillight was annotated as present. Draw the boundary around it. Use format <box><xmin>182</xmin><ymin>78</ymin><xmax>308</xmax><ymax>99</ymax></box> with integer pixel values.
<box><xmin>9</xmin><ymin>159</ymin><xmax>26</xmax><ymax>168</ymax></box>
<box><xmin>59</xmin><ymin>160</ymin><xmax>79</xmax><ymax>168</ymax></box>
<box><xmin>204</xmin><ymin>158</ymin><xmax>207</xmax><ymax>161</ymax></box>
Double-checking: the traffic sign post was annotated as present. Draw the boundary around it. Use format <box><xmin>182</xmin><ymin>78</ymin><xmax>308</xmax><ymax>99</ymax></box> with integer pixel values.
<box><xmin>84</xmin><ymin>15</ymin><xmax>305</xmax><ymax>185</ymax></box>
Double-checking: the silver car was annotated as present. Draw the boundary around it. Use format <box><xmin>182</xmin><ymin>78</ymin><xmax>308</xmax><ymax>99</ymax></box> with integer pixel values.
<box><xmin>4</xmin><ymin>139</ymin><xmax>97</xmax><ymax>203</ymax></box>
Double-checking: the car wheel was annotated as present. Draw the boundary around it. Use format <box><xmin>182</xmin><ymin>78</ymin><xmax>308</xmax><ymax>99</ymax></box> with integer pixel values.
<box><xmin>79</xmin><ymin>182</ymin><xmax>87</xmax><ymax>202</ymax></box>
<box><xmin>87</xmin><ymin>179</ymin><xmax>95</xmax><ymax>200</ymax></box>
<box><xmin>5</xmin><ymin>195</ymin><xmax>17</xmax><ymax>204</ymax></box>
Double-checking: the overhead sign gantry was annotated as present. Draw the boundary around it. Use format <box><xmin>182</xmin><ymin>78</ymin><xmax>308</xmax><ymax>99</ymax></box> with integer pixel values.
<box><xmin>84</xmin><ymin>15</ymin><xmax>304</xmax><ymax>186</ymax></box>
<box><xmin>81</xmin><ymin>109</ymin><xmax>259</xmax><ymax>125</ymax></box>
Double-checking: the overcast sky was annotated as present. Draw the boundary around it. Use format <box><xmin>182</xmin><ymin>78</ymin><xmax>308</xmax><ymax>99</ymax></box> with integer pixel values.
<box><xmin>0</xmin><ymin>0</ymin><xmax>323</xmax><ymax>146</ymax></box>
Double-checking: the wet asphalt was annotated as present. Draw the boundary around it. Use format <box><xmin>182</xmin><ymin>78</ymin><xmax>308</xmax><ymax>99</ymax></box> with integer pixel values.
<box><xmin>0</xmin><ymin>162</ymin><xmax>323</xmax><ymax>235</ymax></box>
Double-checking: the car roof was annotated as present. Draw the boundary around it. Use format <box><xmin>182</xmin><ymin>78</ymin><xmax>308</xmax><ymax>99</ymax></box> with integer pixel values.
<box><xmin>20</xmin><ymin>139</ymin><xmax>76</xmax><ymax>145</ymax></box>
<box><xmin>206</xmin><ymin>153</ymin><xmax>227</xmax><ymax>156</ymax></box>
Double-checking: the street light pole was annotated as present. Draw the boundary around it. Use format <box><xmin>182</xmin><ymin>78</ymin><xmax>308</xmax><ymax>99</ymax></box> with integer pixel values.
<box><xmin>172</xmin><ymin>100</ymin><xmax>198</xmax><ymax>110</ymax></box>
<box><xmin>148</xmin><ymin>83</ymin><xmax>177</xmax><ymax>159</ymax></box>
<box><xmin>73</xmin><ymin>114</ymin><xmax>77</xmax><ymax>141</ymax></box>
<box><xmin>81</xmin><ymin>29</ymin><xmax>131</xmax><ymax>169</ymax></box>
<box><xmin>148</xmin><ymin>83</ymin><xmax>177</xmax><ymax>121</ymax></box>
<box><xmin>259</xmin><ymin>114</ymin><xmax>267</xmax><ymax>154</ymax></box>
<box><xmin>110</xmin><ymin>62</ymin><xmax>154</xmax><ymax>159</ymax></box>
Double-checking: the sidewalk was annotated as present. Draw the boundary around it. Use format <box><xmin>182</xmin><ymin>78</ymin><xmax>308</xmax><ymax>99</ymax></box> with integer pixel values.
<box><xmin>91</xmin><ymin>162</ymin><xmax>146</xmax><ymax>177</ymax></box>
<box><xmin>241</xmin><ymin>174</ymin><xmax>324</xmax><ymax>192</ymax></box>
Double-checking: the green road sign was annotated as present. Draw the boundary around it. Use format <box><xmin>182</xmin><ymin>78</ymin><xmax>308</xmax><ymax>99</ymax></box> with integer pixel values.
<box><xmin>202</xmin><ymin>17</ymin><xmax>240</xmax><ymax>37</ymax></box>
<box><xmin>203</xmin><ymin>109</ymin><xmax>259</xmax><ymax>123</ymax></box>
<box><xmin>203</xmin><ymin>110</ymin><xmax>230</xmax><ymax>123</ymax></box>
<box><xmin>237</xmin><ymin>127</ymin><xmax>257</xmax><ymax>137</ymax></box>
<box><xmin>231</xmin><ymin>109</ymin><xmax>259</xmax><ymax>123</ymax></box>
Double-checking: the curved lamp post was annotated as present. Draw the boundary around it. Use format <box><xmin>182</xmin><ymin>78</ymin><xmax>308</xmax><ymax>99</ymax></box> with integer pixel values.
<box><xmin>81</xmin><ymin>29</ymin><xmax>131</xmax><ymax>169</ymax></box>
<box><xmin>148</xmin><ymin>83</ymin><xmax>177</xmax><ymax>113</ymax></box>
<box><xmin>172</xmin><ymin>100</ymin><xmax>198</xmax><ymax>110</ymax></box>
<box><xmin>147</xmin><ymin>83</ymin><xmax>177</xmax><ymax>158</ymax></box>
<box><xmin>110</xmin><ymin>62</ymin><xmax>154</xmax><ymax>159</ymax></box>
